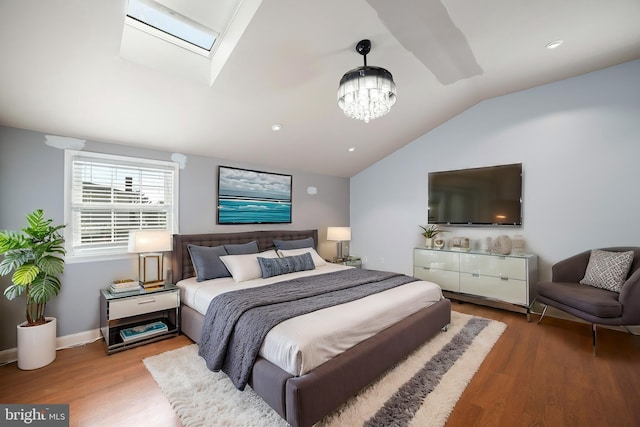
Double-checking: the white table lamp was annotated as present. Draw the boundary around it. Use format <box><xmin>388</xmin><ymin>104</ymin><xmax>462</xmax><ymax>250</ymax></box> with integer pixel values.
<box><xmin>327</xmin><ymin>226</ymin><xmax>351</xmax><ymax>260</ymax></box>
<box><xmin>128</xmin><ymin>230</ymin><xmax>172</xmax><ymax>285</ymax></box>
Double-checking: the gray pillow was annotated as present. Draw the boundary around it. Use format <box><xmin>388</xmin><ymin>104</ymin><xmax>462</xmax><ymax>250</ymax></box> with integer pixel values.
<box><xmin>187</xmin><ymin>244</ymin><xmax>230</xmax><ymax>282</ymax></box>
<box><xmin>273</xmin><ymin>237</ymin><xmax>315</xmax><ymax>250</ymax></box>
<box><xmin>224</xmin><ymin>240</ymin><xmax>259</xmax><ymax>255</ymax></box>
<box><xmin>257</xmin><ymin>252</ymin><xmax>315</xmax><ymax>278</ymax></box>
<box><xmin>580</xmin><ymin>249</ymin><xmax>634</xmax><ymax>292</ymax></box>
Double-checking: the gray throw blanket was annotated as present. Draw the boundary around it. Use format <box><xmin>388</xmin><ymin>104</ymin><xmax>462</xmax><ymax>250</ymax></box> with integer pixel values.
<box><xmin>198</xmin><ymin>268</ymin><xmax>418</xmax><ymax>390</ymax></box>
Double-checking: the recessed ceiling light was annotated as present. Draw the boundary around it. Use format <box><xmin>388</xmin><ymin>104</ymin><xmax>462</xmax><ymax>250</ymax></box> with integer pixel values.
<box><xmin>546</xmin><ymin>40</ymin><xmax>564</xmax><ymax>49</ymax></box>
<box><xmin>348</xmin><ymin>147</ymin><xmax>356</xmax><ymax>152</ymax></box>
<box><xmin>271</xmin><ymin>124</ymin><xmax>282</xmax><ymax>131</ymax></box>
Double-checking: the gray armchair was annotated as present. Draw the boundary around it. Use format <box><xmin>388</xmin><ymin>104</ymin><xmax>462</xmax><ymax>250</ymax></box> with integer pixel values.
<box><xmin>536</xmin><ymin>247</ymin><xmax>640</xmax><ymax>355</ymax></box>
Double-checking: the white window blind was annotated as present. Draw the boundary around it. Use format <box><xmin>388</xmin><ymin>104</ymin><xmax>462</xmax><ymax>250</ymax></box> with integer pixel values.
<box><xmin>65</xmin><ymin>150</ymin><xmax>178</xmax><ymax>258</ymax></box>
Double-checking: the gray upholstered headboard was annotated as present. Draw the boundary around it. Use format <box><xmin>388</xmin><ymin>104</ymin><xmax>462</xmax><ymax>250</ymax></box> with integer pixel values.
<box><xmin>171</xmin><ymin>229</ymin><xmax>318</xmax><ymax>283</ymax></box>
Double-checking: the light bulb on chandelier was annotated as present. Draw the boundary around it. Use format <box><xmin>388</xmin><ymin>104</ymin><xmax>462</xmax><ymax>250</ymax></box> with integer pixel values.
<box><xmin>337</xmin><ymin>39</ymin><xmax>397</xmax><ymax>123</ymax></box>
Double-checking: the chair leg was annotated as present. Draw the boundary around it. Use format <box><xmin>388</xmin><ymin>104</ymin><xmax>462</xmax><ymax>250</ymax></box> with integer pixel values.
<box><xmin>537</xmin><ymin>304</ymin><xmax>548</xmax><ymax>324</ymax></box>
<box><xmin>592</xmin><ymin>324</ymin><xmax>597</xmax><ymax>356</ymax></box>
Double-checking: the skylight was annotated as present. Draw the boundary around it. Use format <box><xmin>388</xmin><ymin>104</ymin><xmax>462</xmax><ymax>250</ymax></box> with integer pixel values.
<box><xmin>126</xmin><ymin>0</ymin><xmax>218</xmax><ymax>56</ymax></box>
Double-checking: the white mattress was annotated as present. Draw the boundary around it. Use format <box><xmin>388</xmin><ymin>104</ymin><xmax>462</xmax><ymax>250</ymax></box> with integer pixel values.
<box><xmin>177</xmin><ymin>264</ymin><xmax>443</xmax><ymax>376</ymax></box>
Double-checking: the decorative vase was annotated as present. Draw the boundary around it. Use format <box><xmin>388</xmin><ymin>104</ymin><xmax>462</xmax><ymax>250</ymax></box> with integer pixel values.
<box><xmin>17</xmin><ymin>317</ymin><xmax>57</xmax><ymax>370</ymax></box>
<box><xmin>482</xmin><ymin>237</ymin><xmax>492</xmax><ymax>252</ymax></box>
<box><xmin>491</xmin><ymin>235</ymin><xmax>512</xmax><ymax>255</ymax></box>
<box><xmin>425</xmin><ymin>238</ymin><xmax>434</xmax><ymax>248</ymax></box>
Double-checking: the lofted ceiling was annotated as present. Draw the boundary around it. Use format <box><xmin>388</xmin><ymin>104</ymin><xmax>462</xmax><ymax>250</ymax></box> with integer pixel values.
<box><xmin>1</xmin><ymin>0</ymin><xmax>639</xmax><ymax>178</ymax></box>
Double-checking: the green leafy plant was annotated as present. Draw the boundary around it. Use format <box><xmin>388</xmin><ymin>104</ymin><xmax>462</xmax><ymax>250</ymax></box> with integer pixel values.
<box><xmin>0</xmin><ymin>210</ymin><xmax>66</xmax><ymax>326</ymax></box>
<box><xmin>419</xmin><ymin>224</ymin><xmax>443</xmax><ymax>238</ymax></box>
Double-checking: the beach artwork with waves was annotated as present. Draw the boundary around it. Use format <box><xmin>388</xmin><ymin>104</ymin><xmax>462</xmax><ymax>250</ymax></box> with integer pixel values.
<box><xmin>217</xmin><ymin>166</ymin><xmax>292</xmax><ymax>224</ymax></box>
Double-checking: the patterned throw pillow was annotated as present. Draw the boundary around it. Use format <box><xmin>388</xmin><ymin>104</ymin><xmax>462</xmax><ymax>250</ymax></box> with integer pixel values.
<box><xmin>277</xmin><ymin>247</ymin><xmax>327</xmax><ymax>267</ymax></box>
<box><xmin>258</xmin><ymin>252</ymin><xmax>315</xmax><ymax>278</ymax></box>
<box><xmin>579</xmin><ymin>249</ymin><xmax>634</xmax><ymax>292</ymax></box>
<box><xmin>220</xmin><ymin>250</ymin><xmax>279</xmax><ymax>282</ymax></box>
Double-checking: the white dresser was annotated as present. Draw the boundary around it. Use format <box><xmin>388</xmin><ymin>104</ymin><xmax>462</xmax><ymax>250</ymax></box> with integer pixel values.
<box><xmin>414</xmin><ymin>248</ymin><xmax>538</xmax><ymax>317</ymax></box>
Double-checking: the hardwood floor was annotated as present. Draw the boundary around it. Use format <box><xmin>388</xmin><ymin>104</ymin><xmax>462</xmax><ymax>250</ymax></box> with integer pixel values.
<box><xmin>448</xmin><ymin>303</ymin><xmax>640</xmax><ymax>427</ymax></box>
<box><xmin>1</xmin><ymin>303</ymin><xmax>639</xmax><ymax>427</ymax></box>
<box><xmin>0</xmin><ymin>335</ymin><xmax>190</xmax><ymax>427</ymax></box>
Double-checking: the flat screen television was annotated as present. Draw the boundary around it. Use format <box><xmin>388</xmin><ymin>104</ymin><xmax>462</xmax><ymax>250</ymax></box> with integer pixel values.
<box><xmin>428</xmin><ymin>163</ymin><xmax>522</xmax><ymax>226</ymax></box>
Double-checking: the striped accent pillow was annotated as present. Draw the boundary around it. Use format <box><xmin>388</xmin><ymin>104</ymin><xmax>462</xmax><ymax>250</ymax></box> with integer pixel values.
<box><xmin>258</xmin><ymin>252</ymin><xmax>315</xmax><ymax>278</ymax></box>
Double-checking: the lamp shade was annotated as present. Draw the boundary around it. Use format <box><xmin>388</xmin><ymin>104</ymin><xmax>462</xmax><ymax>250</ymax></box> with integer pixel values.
<box><xmin>327</xmin><ymin>227</ymin><xmax>351</xmax><ymax>242</ymax></box>
<box><xmin>128</xmin><ymin>230</ymin><xmax>172</xmax><ymax>253</ymax></box>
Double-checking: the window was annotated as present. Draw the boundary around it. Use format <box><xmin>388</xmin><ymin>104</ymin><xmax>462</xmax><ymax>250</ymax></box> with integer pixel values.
<box><xmin>125</xmin><ymin>0</ymin><xmax>218</xmax><ymax>57</ymax></box>
<box><xmin>64</xmin><ymin>150</ymin><xmax>178</xmax><ymax>260</ymax></box>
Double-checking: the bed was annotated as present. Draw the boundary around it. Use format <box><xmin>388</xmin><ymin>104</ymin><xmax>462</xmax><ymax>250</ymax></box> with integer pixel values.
<box><xmin>172</xmin><ymin>229</ymin><xmax>451</xmax><ymax>427</ymax></box>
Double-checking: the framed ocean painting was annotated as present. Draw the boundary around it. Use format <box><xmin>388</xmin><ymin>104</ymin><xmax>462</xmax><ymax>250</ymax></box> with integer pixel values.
<box><xmin>217</xmin><ymin>166</ymin><xmax>292</xmax><ymax>224</ymax></box>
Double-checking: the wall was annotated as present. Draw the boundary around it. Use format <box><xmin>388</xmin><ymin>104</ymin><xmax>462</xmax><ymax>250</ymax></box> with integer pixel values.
<box><xmin>350</xmin><ymin>60</ymin><xmax>640</xmax><ymax>281</ymax></box>
<box><xmin>0</xmin><ymin>128</ymin><xmax>349</xmax><ymax>351</ymax></box>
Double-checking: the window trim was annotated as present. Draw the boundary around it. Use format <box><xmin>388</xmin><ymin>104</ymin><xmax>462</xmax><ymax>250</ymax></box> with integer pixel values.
<box><xmin>64</xmin><ymin>150</ymin><xmax>179</xmax><ymax>263</ymax></box>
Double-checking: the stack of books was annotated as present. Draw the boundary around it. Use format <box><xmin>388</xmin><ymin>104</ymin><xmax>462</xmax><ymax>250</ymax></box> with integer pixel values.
<box><xmin>140</xmin><ymin>281</ymin><xmax>165</xmax><ymax>290</ymax></box>
<box><xmin>119</xmin><ymin>321</ymin><xmax>168</xmax><ymax>343</ymax></box>
<box><xmin>109</xmin><ymin>279</ymin><xmax>141</xmax><ymax>294</ymax></box>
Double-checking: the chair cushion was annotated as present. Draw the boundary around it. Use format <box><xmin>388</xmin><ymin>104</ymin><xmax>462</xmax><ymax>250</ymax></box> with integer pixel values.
<box><xmin>579</xmin><ymin>249</ymin><xmax>634</xmax><ymax>292</ymax></box>
<box><xmin>538</xmin><ymin>281</ymin><xmax>622</xmax><ymax>318</ymax></box>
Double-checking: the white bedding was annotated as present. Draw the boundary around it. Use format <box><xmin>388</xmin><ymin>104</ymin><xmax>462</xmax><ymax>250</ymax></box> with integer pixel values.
<box><xmin>177</xmin><ymin>264</ymin><xmax>443</xmax><ymax>376</ymax></box>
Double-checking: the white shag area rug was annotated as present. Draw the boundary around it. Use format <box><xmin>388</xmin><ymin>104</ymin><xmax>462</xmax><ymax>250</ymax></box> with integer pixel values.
<box><xmin>143</xmin><ymin>311</ymin><xmax>505</xmax><ymax>427</ymax></box>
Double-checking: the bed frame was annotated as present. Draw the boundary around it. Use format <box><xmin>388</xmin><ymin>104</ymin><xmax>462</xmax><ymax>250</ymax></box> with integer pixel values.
<box><xmin>172</xmin><ymin>230</ymin><xmax>452</xmax><ymax>427</ymax></box>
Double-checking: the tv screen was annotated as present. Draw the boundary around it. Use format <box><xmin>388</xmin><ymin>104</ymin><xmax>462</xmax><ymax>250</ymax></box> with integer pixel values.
<box><xmin>428</xmin><ymin>163</ymin><xmax>522</xmax><ymax>226</ymax></box>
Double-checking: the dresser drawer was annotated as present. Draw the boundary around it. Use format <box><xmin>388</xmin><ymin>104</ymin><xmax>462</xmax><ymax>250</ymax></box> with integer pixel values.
<box><xmin>414</xmin><ymin>267</ymin><xmax>460</xmax><ymax>292</ymax></box>
<box><xmin>459</xmin><ymin>273</ymin><xmax>527</xmax><ymax>305</ymax></box>
<box><xmin>460</xmin><ymin>254</ymin><xmax>527</xmax><ymax>280</ymax></box>
<box><xmin>108</xmin><ymin>291</ymin><xmax>179</xmax><ymax>320</ymax></box>
<box><xmin>414</xmin><ymin>249</ymin><xmax>459</xmax><ymax>271</ymax></box>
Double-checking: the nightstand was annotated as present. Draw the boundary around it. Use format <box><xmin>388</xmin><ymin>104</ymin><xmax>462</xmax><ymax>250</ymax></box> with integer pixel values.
<box><xmin>332</xmin><ymin>256</ymin><xmax>362</xmax><ymax>268</ymax></box>
<box><xmin>100</xmin><ymin>284</ymin><xmax>180</xmax><ymax>354</ymax></box>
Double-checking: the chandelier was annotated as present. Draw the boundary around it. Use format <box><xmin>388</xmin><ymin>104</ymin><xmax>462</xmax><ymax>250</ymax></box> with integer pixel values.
<box><xmin>337</xmin><ymin>39</ymin><xmax>397</xmax><ymax>123</ymax></box>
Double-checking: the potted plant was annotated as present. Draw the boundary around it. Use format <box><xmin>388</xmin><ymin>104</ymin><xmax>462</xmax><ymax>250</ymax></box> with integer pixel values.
<box><xmin>419</xmin><ymin>224</ymin><xmax>443</xmax><ymax>249</ymax></box>
<box><xmin>0</xmin><ymin>209</ymin><xmax>65</xmax><ymax>369</ymax></box>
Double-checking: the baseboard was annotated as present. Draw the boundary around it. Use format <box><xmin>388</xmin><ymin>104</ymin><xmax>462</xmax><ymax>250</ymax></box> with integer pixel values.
<box><xmin>0</xmin><ymin>328</ymin><xmax>102</xmax><ymax>366</ymax></box>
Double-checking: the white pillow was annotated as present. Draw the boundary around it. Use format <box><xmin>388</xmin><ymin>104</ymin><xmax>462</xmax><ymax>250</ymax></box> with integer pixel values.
<box><xmin>220</xmin><ymin>250</ymin><xmax>279</xmax><ymax>282</ymax></box>
<box><xmin>277</xmin><ymin>247</ymin><xmax>327</xmax><ymax>267</ymax></box>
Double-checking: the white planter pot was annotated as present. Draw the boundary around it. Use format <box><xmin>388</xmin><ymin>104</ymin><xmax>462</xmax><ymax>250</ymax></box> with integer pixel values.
<box><xmin>17</xmin><ymin>317</ymin><xmax>57</xmax><ymax>370</ymax></box>
<box><xmin>425</xmin><ymin>238</ymin><xmax>434</xmax><ymax>248</ymax></box>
